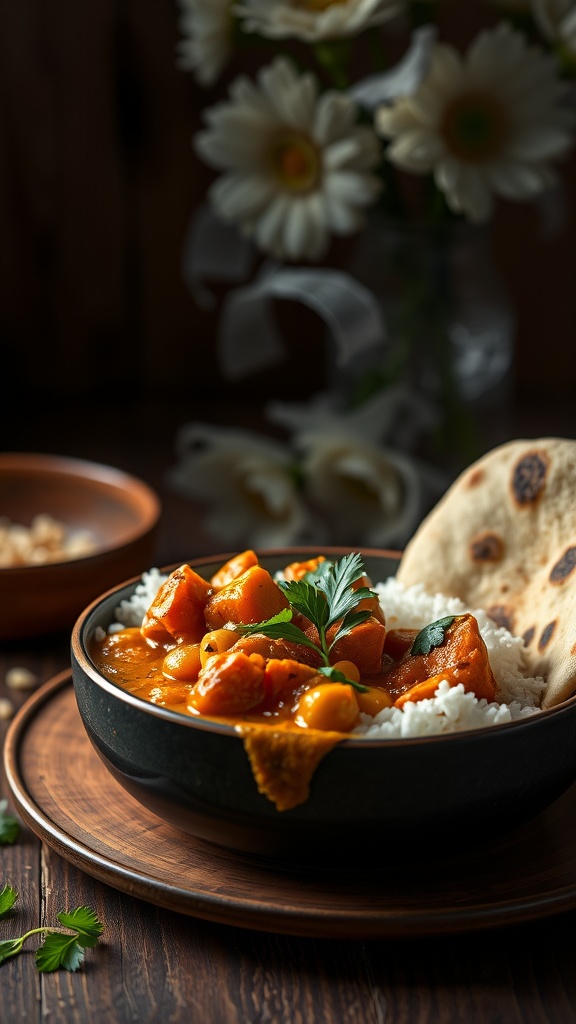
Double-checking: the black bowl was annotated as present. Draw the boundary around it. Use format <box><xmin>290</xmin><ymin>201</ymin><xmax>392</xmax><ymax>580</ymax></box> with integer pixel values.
<box><xmin>71</xmin><ymin>547</ymin><xmax>576</xmax><ymax>864</ymax></box>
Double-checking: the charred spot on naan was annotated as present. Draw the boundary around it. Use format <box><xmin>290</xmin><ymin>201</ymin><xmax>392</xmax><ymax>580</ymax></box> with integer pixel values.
<box><xmin>466</xmin><ymin>468</ymin><xmax>485</xmax><ymax>488</ymax></box>
<box><xmin>523</xmin><ymin>626</ymin><xmax>536</xmax><ymax>647</ymax></box>
<box><xmin>469</xmin><ymin>532</ymin><xmax>504</xmax><ymax>563</ymax></box>
<box><xmin>549</xmin><ymin>546</ymin><xmax>576</xmax><ymax>584</ymax></box>
<box><xmin>486</xmin><ymin>604</ymin><xmax>514</xmax><ymax>632</ymax></box>
<box><xmin>511</xmin><ymin>450</ymin><xmax>550</xmax><ymax>507</ymax></box>
<box><xmin>538</xmin><ymin>620</ymin><xmax>557</xmax><ymax>652</ymax></box>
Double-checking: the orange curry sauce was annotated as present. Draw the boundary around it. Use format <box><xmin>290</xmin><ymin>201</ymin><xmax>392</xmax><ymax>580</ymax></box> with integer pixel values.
<box><xmin>90</xmin><ymin>551</ymin><xmax>497</xmax><ymax>810</ymax></box>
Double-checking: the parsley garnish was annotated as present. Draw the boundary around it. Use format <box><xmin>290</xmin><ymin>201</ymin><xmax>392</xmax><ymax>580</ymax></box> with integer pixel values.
<box><xmin>410</xmin><ymin>616</ymin><xmax>456</xmax><ymax>657</ymax></box>
<box><xmin>0</xmin><ymin>892</ymin><xmax>103</xmax><ymax>972</ymax></box>
<box><xmin>0</xmin><ymin>800</ymin><xmax>20</xmax><ymax>845</ymax></box>
<box><xmin>0</xmin><ymin>884</ymin><xmax>18</xmax><ymax>920</ymax></box>
<box><xmin>235</xmin><ymin>553</ymin><xmax>377</xmax><ymax>692</ymax></box>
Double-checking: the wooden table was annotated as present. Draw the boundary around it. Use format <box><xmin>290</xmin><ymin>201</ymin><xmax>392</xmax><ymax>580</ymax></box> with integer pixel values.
<box><xmin>2</xmin><ymin>396</ymin><xmax>576</xmax><ymax>1024</ymax></box>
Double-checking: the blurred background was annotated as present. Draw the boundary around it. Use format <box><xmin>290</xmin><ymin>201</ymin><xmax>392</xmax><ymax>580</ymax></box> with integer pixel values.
<box><xmin>0</xmin><ymin>0</ymin><xmax>575</xmax><ymax>558</ymax></box>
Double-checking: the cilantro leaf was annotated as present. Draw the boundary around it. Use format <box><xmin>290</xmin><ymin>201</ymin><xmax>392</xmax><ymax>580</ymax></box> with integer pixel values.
<box><xmin>234</xmin><ymin>553</ymin><xmax>380</xmax><ymax>689</ymax></box>
<box><xmin>410</xmin><ymin>616</ymin><xmax>456</xmax><ymax>657</ymax></box>
<box><xmin>0</xmin><ymin>938</ymin><xmax>23</xmax><ymax>965</ymax></box>
<box><xmin>35</xmin><ymin>933</ymin><xmax>85</xmax><ymax>973</ymax></box>
<box><xmin>0</xmin><ymin>897</ymin><xmax>102</xmax><ymax>973</ymax></box>
<box><xmin>317</xmin><ymin>666</ymin><xmax>369</xmax><ymax>693</ymax></box>
<box><xmin>330</xmin><ymin>609</ymin><xmax>373</xmax><ymax>645</ymax></box>
<box><xmin>0</xmin><ymin>800</ymin><xmax>20</xmax><ymax>845</ymax></box>
<box><xmin>277</xmin><ymin>579</ymin><xmax>330</xmax><ymax>630</ymax></box>
<box><xmin>57</xmin><ymin>906</ymin><xmax>104</xmax><ymax>948</ymax></box>
<box><xmin>0</xmin><ymin>884</ymin><xmax>18</xmax><ymax>920</ymax></box>
<box><xmin>317</xmin><ymin>552</ymin><xmax>376</xmax><ymax>627</ymax></box>
<box><xmin>235</xmin><ymin>608</ymin><xmax>293</xmax><ymax>636</ymax></box>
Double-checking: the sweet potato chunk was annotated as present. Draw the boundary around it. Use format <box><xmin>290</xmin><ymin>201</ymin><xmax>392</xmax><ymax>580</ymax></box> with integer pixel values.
<box><xmin>383</xmin><ymin>628</ymin><xmax>419</xmax><ymax>660</ymax></box>
<box><xmin>141</xmin><ymin>564</ymin><xmax>212</xmax><ymax>646</ymax></box>
<box><xmin>352</xmin><ymin>574</ymin><xmax>385</xmax><ymax>625</ymax></box>
<box><xmin>282</xmin><ymin>556</ymin><xmax>326</xmax><ymax>580</ymax></box>
<box><xmin>393</xmin><ymin>673</ymin><xmax>447</xmax><ymax>708</ymax></box>
<box><xmin>383</xmin><ymin>614</ymin><xmax>497</xmax><ymax>702</ymax></box>
<box><xmin>203</xmin><ymin>565</ymin><xmax>290</xmax><ymax>630</ymax></box>
<box><xmin>264</xmin><ymin>658</ymin><xmax>320</xmax><ymax>702</ymax></box>
<box><xmin>210</xmin><ymin>549</ymin><xmax>258</xmax><ymax>589</ymax></box>
<box><xmin>191</xmin><ymin>650</ymin><xmax>266</xmax><ymax>715</ymax></box>
<box><xmin>229</xmin><ymin>633</ymin><xmax>322</xmax><ymax>669</ymax></box>
<box><xmin>327</xmin><ymin>616</ymin><xmax>387</xmax><ymax>676</ymax></box>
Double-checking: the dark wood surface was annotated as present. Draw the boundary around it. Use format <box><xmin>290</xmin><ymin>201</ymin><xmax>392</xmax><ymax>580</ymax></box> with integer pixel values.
<box><xmin>2</xmin><ymin>397</ymin><xmax>576</xmax><ymax>1023</ymax></box>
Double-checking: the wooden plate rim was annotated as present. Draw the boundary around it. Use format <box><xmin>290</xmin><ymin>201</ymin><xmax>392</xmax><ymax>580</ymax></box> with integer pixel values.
<box><xmin>4</xmin><ymin>672</ymin><xmax>576</xmax><ymax>939</ymax></box>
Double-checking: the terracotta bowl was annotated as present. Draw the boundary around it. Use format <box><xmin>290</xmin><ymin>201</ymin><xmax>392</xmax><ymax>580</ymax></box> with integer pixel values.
<box><xmin>0</xmin><ymin>452</ymin><xmax>161</xmax><ymax>641</ymax></box>
<box><xmin>70</xmin><ymin>547</ymin><xmax>576</xmax><ymax>864</ymax></box>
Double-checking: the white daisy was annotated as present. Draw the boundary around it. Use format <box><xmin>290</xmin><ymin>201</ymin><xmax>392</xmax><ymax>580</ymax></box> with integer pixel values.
<box><xmin>176</xmin><ymin>0</ymin><xmax>234</xmax><ymax>87</ymax></box>
<box><xmin>375</xmin><ymin>21</ymin><xmax>575</xmax><ymax>223</ymax></box>
<box><xmin>531</xmin><ymin>0</ymin><xmax>576</xmax><ymax>59</ymax></box>
<box><xmin>167</xmin><ymin>423</ymin><xmax>313</xmax><ymax>546</ymax></box>
<box><xmin>234</xmin><ymin>0</ymin><xmax>406</xmax><ymax>42</ymax></box>
<box><xmin>194</xmin><ymin>56</ymin><xmax>383</xmax><ymax>262</ymax></box>
<box><xmin>296</xmin><ymin>431</ymin><xmax>424</xmax><ymax>547</ymax></box>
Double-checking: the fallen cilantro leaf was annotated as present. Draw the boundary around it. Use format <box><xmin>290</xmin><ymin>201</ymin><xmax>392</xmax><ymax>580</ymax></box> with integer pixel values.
<box><xmin>0</xmin><ymin>800</ymin><xmax>20</xmax><ymax>845</ymax></box>
<box><xmin>0</xmin><ymin>899</ymin><xmax>103</xmax><ymax>972</ymax></box>
<box><xmin>35</xmin><ymin>933</ymin><xmax>85</xmax><ymax>973</ymax></box>
<box><xmin>0</xmin><ymin>884</ymin><xmax>18</xmax><ymax>920</ymax></box>
<box><xmin>411</xmin><ymin>616</ymin><xmax>456</xmax><ymax>657</ymax></box>
<box><xmin>57</xmin><ymin>906</ymin><xmax>104</xmax><ymax>947</ymax></box>
<box><xmin>0</xmin><ymin>938</ymin><xmax>24</xmax><ymax>965</ymax></box>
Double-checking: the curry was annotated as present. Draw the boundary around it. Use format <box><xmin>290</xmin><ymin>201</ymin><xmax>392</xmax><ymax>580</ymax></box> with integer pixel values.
<box><xmin>91</xmin><ymin>550</ymin><xmax>497</xmax><ymax>809</ymax></box>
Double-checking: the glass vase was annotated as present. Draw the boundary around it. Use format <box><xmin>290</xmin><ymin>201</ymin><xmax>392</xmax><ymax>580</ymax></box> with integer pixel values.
<box><xmin>342</xmin><ymin>216</ymin><xmax>517</xmax><ymax>471</ymax></box>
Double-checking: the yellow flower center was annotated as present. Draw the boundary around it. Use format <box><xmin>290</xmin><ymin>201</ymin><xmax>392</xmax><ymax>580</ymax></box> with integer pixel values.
<box><xmin>271</xmin><ymin>134</ymin><xmax>320</xmax><ymax>191</ymax></box>
<box><xmin>293</xmin><ymin>0</ymin><xmax>348</xmax><ymax>10</ymax></box>
<box><xmin>441</xmin><ymin>92</ymin><xmax>509</xmax><ymax>162</ymax></box>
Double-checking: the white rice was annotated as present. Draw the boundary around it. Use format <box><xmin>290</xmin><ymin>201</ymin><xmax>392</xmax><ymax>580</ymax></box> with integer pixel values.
<box><xmin>102</xmin><ymin>570</ymin><xmax>546</xmax><ymax>739</ymax></box>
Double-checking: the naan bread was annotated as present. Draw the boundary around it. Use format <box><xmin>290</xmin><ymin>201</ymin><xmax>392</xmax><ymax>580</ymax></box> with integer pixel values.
<box><xmin>396</xmin><ymin>438</ymin><xmax>576</xmax><ymax>708</ymax></box>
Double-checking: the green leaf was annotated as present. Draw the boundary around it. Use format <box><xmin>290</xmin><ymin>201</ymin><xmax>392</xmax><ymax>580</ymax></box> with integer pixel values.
<box><xmin>57</xmin><ymin>906</ymin><xmax>104</xmax><ymax>947</ymax></box>
<box><xmin>317</xmin><ymin>666</ymin><xmax>369</xmax><ymax>693</ymax></box>
<box><xmin>277</xmin><ymin>579</ymin><xmax>329</xmax><ymax>629</ymax></box>
<box><xmin>231</xmin><ymin>554</ymin><xmax>379</xmax><ymax>671</ymax></box>
<box><xmin>330</xmin><ymin>609</ymin><xmax>372</xmax><ymax>645</ymax></box>
<box><xmin>0</xmin><ymin>937</ymin><xmax>23</xmax><ymax>965</ymax></box>
<box><xmin>0</xmin><ymin>884</ymin><xmax>18</xmax><ymax>920</ymax></box>
<box><xmin>234</xmin><ymin>608</ymin><xmax>293</xmax><ymax>635</ymax></box>
<box><xmin>411</xmin><ymin>616</ymin><xmax>456</xmax><ymax>657</ymax></box>
<box><xmin>318</xmin><ymin>553</ymin><xmax>377</xmax><ymax>628</ymax></box>
<box><xmin>0</xmin><ymin>800</ymin><xmax>20</xmax><ymax>845</ymax></box>
<box><xmin>302</xmin><ymin>559</ymin><xmax>335</xmax><ymax>586</ymax></box>
<box><xmin>35</xmin><ymin>933</ymin><xmax>85</xmax><ymax>973</ymax></box>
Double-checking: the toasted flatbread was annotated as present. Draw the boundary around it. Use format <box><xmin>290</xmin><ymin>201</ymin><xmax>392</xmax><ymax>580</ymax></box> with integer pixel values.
<box><xmin>396</xmin><ymin>438</ymin><xmax>576</xmax><ymax>708</ymax></box>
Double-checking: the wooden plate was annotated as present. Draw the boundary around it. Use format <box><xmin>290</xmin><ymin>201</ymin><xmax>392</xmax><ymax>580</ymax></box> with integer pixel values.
<box><xmin>5</xmin><ymin>672</ymin><xmax>576</xmax><ymax>939</ymax></box>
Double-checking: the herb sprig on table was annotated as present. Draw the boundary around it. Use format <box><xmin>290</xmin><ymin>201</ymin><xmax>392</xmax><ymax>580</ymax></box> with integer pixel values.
<box><xmin>0</xmin><ymin>800</ymin><xmax>20</xmax><ymax>845</ymax></box>
<box><xmin>235</xmin><ymin>552</ymin><xmax>377</xmax><ymax>692</ymax></box>
<box><xmin>0</xmin><ymin>884</ymin><xmax>103</xmax><ymax>972</ymax></box>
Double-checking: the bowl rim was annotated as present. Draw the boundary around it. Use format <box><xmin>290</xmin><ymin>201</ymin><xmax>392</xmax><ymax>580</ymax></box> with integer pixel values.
<box><xmin>0</xmin><ymin>451</ymin><xmax>161</xmax><ymax>571</ymax></box>
<box><xmin>71</xmin><ymin>546</ymin><xmax>576</xmax><ymax>749</ymax></box>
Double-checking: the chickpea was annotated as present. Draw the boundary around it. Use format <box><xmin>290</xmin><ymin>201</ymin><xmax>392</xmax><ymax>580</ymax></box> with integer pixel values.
<box><xmin>199</xmin><ymin>628</ymin><xmax>241</xmax><ymax>668</ymax></box>
<box><xmin>330</xmin><ymin>660</ymin><xmax>360</xmax><ymax>684</ymax></box>
<box><xmin>295</xmin><ymin>683</ymin><xmax>359</xmax><ymax>733</ymax></box>
<box><xmin>356</xmin><ymin>686</ymin><xmax>394</xmax><ymax>716</ymax></box>
<box><xmin>162</xmin><ymin>644</ymin><xmax>202</xmax><ymax>682</ymax></box>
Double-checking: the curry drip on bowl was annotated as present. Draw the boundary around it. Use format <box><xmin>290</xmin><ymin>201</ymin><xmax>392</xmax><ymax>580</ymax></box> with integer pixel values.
<box><xmin>90</xmin><ymin>550</ymin><xmax>498</xmax><ymax>810</ymax></box>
